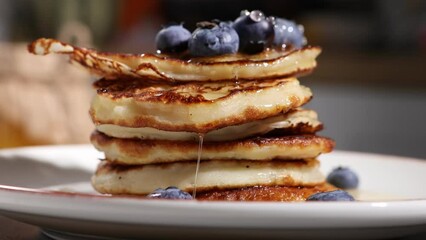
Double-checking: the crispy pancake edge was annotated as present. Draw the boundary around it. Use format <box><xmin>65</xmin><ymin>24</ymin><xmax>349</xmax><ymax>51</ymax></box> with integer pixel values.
<box><xmin>28</xmin><ymin>38</ymin><xmax>321</xmax><ymax>82</ymax></box>
<box><xmin>196</xmin><ymin>183</ymin><xmax>337</xmax><ymax>201</ymax></box>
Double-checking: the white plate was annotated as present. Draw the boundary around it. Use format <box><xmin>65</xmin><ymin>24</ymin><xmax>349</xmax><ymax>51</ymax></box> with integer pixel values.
<box><xmin>0</xmin><ymin>145</ymin><xmax>425</xmax><ymax>239</ymax></box>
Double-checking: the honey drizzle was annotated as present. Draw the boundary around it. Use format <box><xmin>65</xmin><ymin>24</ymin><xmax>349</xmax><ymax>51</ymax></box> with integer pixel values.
<box><xmin>192</xmin><ymin>133</ymin><xmax>204</xmax><ymax>199</ymax></box>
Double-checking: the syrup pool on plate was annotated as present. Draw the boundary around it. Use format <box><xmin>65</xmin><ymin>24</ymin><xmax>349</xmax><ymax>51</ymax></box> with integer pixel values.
<box><xmin>348</xmin><ymin>190</ymin><xmax>405</xmax><ymax>201</ymax></box>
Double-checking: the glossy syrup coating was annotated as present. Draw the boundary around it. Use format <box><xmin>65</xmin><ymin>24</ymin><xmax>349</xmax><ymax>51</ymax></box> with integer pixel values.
<box><xmin>232</xmin><ymin>10</ymin><xmax>274</xmax><ymax>54</ymax></box>
<box><xmin>271</xmin><ymin>17</ymin><xmax>306</xmax><ymax>49</ymax></box>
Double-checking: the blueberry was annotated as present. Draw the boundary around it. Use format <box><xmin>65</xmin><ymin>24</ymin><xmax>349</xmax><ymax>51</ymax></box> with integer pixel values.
<box><xmin>232</xmin><ymin>10</ymin><xmax>274</xmax><ymax>54</ymax></box>
<box><xmin>327</xmin><ymin>167</ymin><xmax>359</xmax><ymax>189</ymax></box>
<box><xmin>306</xmin><ymin>190</ymin><xmax>355</xmax><ymax>201</ymax></box>
<box><xmin>147</xmin><ymin>186</ymin><xmax>193</xmax><ymax>200</ymax></box>
<box><xmin>188</xmin><ymin>21</ymin><xmax>239</xmax><ymax>57</ymax></box>
<box><xmin>271</xmin><ymin>17</ymin><xmax>306</xmax><ymax>49</ymax></box>
<box><xmin>155</xmin><ymin>25</ymin><xmax>191</xmax><ymax>53</ymax></box>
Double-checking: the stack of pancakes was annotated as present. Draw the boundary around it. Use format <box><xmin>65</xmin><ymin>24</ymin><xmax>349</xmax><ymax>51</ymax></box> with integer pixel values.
<box><xmin>29</xmin><ymin>38</ymin><xmax>335</xmax><ymax>201</ymax></box>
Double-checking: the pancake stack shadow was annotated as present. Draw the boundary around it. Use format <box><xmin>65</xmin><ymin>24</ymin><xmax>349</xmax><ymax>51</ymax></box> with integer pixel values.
<box><xmin>29</xmin><ymin>38</ymin><xmax>336</xmax><ymax>201</ymax></box>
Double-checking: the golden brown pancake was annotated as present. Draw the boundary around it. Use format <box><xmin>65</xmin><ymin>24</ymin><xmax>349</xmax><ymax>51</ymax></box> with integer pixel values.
<box><xmin>91</xmin><ymin>132</ymin><xmax>334</xmax><ymax>164</ymax></box>
<box><xmin>90</xmin><ymin>78</ymin><xmax>312</xmax><ymax>133</ymax></box>
<box><xmin>196</xmin><ymin>183</ymin><xmax>337</xmax><ymax>201</ymax></box>
<box><xmin>92</xmin><ymin>159</ymin><xmax>324</xmax><ymax>195</ymax></box>
<box><xmin>96</xmin><ymin>108</ymin><xmax>322</xmax><ymax>141</ymax></box>
<box><xmin>28</xmin><ymin>38</ymin><xmax>320</xmax><ymax>82</ymax></box>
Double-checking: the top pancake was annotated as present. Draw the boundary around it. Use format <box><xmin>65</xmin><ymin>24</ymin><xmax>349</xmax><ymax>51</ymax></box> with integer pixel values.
<box><xmin>28</xmin><ymin>38</ymin><xmax>320</xmax><ymax>82</ymax></box>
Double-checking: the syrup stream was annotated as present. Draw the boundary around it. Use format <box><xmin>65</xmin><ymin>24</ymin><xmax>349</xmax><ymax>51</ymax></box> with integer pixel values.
<box><xmin>192</xmin><ymin>133</ymin><xmax>204</xmax><ymax>199</ymax></box>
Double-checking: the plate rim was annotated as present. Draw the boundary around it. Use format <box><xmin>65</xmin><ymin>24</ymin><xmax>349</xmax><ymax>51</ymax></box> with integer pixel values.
<box><xmin>1</xmin><ymin>184</ymin><xmax>426</xmax><ymax>229</ymax></box>
<box><xmin>1</xmin><ymin>144</ymin><xmax>426</xmax><ymax>230</ymax></box>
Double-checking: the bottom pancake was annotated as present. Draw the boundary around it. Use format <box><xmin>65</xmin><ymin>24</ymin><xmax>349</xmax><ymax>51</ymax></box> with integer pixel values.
<box><xmin>92</xmin><ymin>159</ymin><xmax>324</xmax><ymax>195</ymax></box>
<box><xmin>197</xmin><ymin>183</ymin><xmax>337</xmax><ymax>202</ymax></box>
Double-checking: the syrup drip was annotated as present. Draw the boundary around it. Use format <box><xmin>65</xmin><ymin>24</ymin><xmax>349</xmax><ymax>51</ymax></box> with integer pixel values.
<box><xmin>192</xmin><ymin>133</ymin><xmax>204</xmax><ymax>199</ymax></box>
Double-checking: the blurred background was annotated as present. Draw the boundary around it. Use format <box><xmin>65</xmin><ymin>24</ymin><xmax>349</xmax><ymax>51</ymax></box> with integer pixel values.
<box><xmin>0</xmin><ymin>0</ymin><xmax>425</xmax><ymax>158</ymax></box>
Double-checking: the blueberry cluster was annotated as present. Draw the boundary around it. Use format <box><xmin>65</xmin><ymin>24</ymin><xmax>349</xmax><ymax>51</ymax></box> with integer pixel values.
<box><xmin>155</xmin><ymin>10</ymin><xmax>306</xmax><ymax>57</ymax></box>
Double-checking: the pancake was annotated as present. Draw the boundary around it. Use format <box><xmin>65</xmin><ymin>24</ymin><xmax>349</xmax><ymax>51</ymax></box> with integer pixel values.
<box><xmin>29</xmin><ymin>17</ymin><xmax>334</xmax><ymax>203</ymax></box>
<box><xmin>28</xmin><ymin>38</ymin><xmax>320</xmax><ymax>82</ymax></box>
<box><xmin>92</xmin><ymin>159</ymin><xmax>324</xmax><ymax>195</ymax></box>
<box><xmin>91</xmin><ymin>78</ymin><xmax>312</xmax><ymax>133</ymax></box>
<box><xmin>96</xmin><ymin>108</ymin><xmax>322</xmax><ymax>141</ymax></box>
<box><xmin>91</xmin><ymin>132</ymin><xmax>334</xmax><ymax>164</ymax></box>
<box><xmin>197</xmin><ymin>183</ymin><xmax>337</xmax><ymax>202</ymax></box>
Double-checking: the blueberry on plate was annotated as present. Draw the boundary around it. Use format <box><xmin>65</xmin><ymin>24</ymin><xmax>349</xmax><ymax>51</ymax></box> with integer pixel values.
<box><xmin>306</xmin><ymin>190</ymin><xmax>355</xmax><ymax>201</ymax></box>
<box><xmin>270</xmin><ymin>17</ymin><xmax>306</xmax><ymax>49</ymax></box>
<box><xmin>327</xmin><ymin>166</ymin><xmax>359</xmax><ymax>189</ymax></box>
<box><xmin>155</xmin><ymin>24</ymin><xmax>192</xmax><ymax>53</ymax></box>
<box><xmin>232</xmin><ymin>10</ymin><xmax>274</xmax><ymax>54</ymax></box>
<box><xmin>147</xmin><ymin>186</ymin><xmax>193</xmax><ymax>200</ymax></box>
<box><xmin>188</xmin><ymin>21</ymin><xmax>239</xmax><ymax>57</ymax></box>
